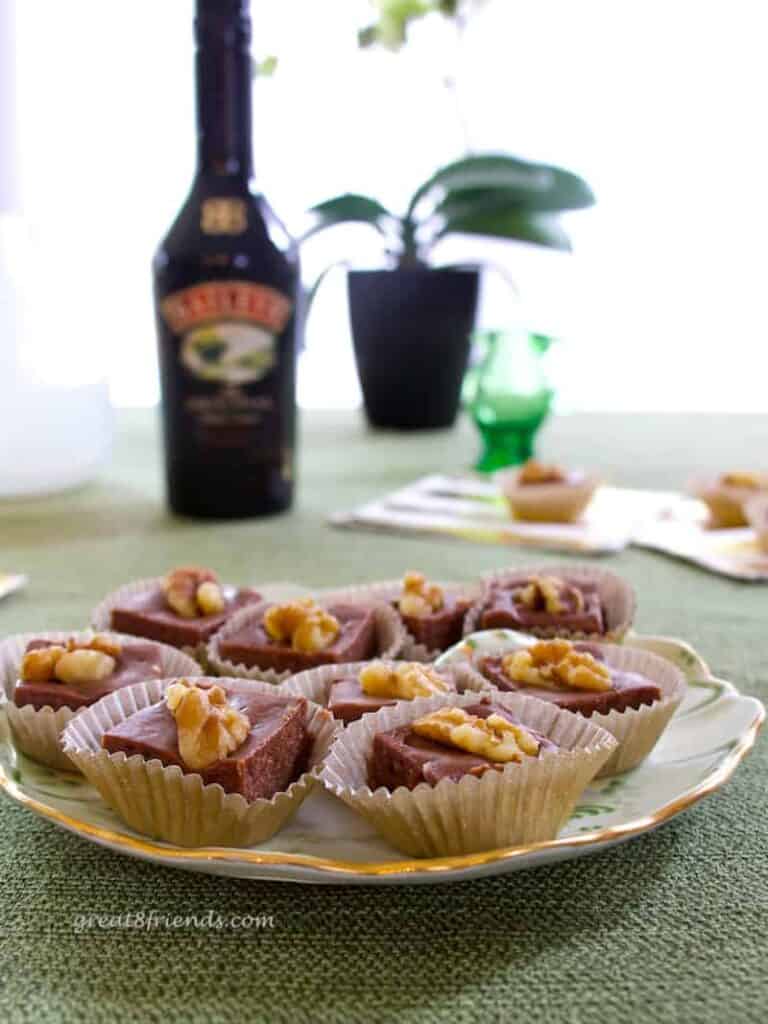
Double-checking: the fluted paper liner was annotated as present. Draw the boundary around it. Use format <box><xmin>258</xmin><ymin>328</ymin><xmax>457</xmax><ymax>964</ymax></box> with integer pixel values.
<box><xmin>61</xmin><ymin>676</ymin><xmax>339</xmax><ymax>848</ymax></box>
<box><xmin>746</xmin><ymin>494</ymin><xmax>768</xmax><ymax>553</ymax></box>
<box><xmin>320</xmin><ymin>580</ymin><xmax>481</xmax><ymax>661</ymax></box>
<box><xmin>0</xmin><ymin>631</ymin><xmax>200</xmax><ymax>772</ymax></box>
<box><xmin>497</xmin><ymin>472</ymin><xmax>600</xmax><ymax>523</ymax></box>
<box><xmin>451</xmin><ymin>640</ymin><xmax>685</xmax><ymax>777</ymax></box>
<box><xmin>464</xmin><ymin>563</ymin><xmax>636</xmax><ymax>643</ymax></box>
<box><xmin>319</xmin><ymin>690</ymin><xmax>617</xmax><ymax>858</ymax></box>
<box><xmin>207</xmin><ymin>597</ymin><xmax>406</xmax><ymax>683</ymax></box>
<box><xmin>90</xmin><ymin>576</ymin><xmax>248</xmax><ymax>666</ymax></box>
<box><xmin>689</xmin><ymin>474</ymin><xmax>768</xmax><ymax>529</ymax></box>
<box><xmin>277</xmin><ymin>659</ymin><xmax>466</xmax><ymax>714</ymax></box>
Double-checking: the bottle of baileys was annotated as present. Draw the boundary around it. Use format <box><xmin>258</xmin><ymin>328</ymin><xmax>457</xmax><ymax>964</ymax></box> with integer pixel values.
<box><xmin>153</xmin><ymin>0</ymin><xmax>298</xmax><ymax>518</ymax></box>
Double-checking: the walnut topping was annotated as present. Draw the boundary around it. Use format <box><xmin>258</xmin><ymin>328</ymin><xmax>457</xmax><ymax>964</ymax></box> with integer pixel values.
<box><xmin>397</xmin><ymin>571</ymin><xmax>445</xmax><ymax>619</ymax></box>
<box><xmin>162</xmin><ymin>566</ymin><xmax>226</xmax><ymax>619</ymax></box>
<box><xmin>720</xmin><ymin>471</ymin><xmax>764</xmax><ymax>489</ymax></box>
<box><xmin>359</xmin><ymin>661</ymin><xmax>450</xmax><ymax>700</ymax></box>
<box><xmin>20</xmin><ymin>646</ymin><xmax>67</xmax><ymax>682</ymax></box>
<box><xmin>54</xmin><ymin>649</ymin><xmax>117</xmax><ymax>685</ymax></box>
<box><xmin>518</xmin><ymin>460</ymin><xmax>567</xmax><ymax>485</ymax></box>
<box><xmin>166</xmin><ymin>680</ymin><xmax>250</xmax><ymax>771</ymax></box>
<box><xmin>84</xmin><ymin>634</ymin><xmax>123</xmax><ymax>659</ymax></box>
<box><xmin>20</xmin><ymin>635</ymin><xmax>122</xmax><ymax>685</ymax></box>
<box><xmin>263</xmin><ymin>599</ymin><xmax>340</xmax><ymax>653</ymax></box>
<box><xmin>513</xmin><ymin>575</ymin><xmax>582</xmax><ymax>615</ymax></box>
<box><xmin>412</xmin><ymin>706</ymin><xmax>540</xmax><ymax>762</ymax></box>
<box><xmin>502</xmin><ymin>639</ymin><xmax>612</xmax><ymax>693</ymax></box>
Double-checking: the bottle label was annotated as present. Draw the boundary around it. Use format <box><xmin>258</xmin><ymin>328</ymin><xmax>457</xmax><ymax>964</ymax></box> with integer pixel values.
<box><xmin>161</xmin><ymin>280</ymin><xmax>292</xmax><ymax>385</ymax></box>
<box><xmin>200</xmin><ymin>198</ymin><xmax>248</xmax><ymax>235</ymax></box>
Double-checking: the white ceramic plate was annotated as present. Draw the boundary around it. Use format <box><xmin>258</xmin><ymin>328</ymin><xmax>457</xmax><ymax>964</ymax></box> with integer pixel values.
<box><xmin>0</xmin><ymin>632</ymin><xmax>762</xmax><ymax>885</ymax></box>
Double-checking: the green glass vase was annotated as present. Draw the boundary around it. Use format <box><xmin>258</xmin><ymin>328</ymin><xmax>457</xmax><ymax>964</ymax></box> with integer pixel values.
<box><xmin>466</xmin><ymin>329</ymin><xmax>554</xmax><ymax>473</ymax></box>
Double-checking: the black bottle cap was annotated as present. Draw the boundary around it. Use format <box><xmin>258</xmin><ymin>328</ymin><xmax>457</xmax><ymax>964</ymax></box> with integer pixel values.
<box><xmin>196</xmin><ymin>0</ymin><xmax>250</xmax><ymax>18</ymax></box>
<box><xmin>195</xmin><ymin>0</ymin><xmax>251</xmax><ymax>44</ymax></box>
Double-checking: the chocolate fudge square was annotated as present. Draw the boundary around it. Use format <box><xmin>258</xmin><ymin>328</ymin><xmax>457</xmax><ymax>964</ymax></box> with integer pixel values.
<box><xmin>218</xmin><ymin>603</ymin><xmax>377</xmax><ymax>674</ymax></box>
<box><xmin>327</xmin><ymin>670</ymin><xmax>457</xmax><ymax>724</ymax></box>
<box><xmin>327</xmin><ymin>675</ymin><xmax>399</xmax><ymax>724</ymax></box>
<box><xmin>480</xmin><ymin>579</ymin><xmax>605</xmax><ymax>634</ymax></box>
<box><xmin>110</xmin><ymin>587</ymin><xmax>262</xmax><ymax>649</ymax></box>
<box><xmin>368</xmin><ymin>703</ymin><xmax>556</xmax><ymax>791</ymax></box>
<box><xmin>102</xmin><ymin>686</ymin><xmax>309</xmax><ymax>801</ymax></box>
<box><xmin>398</xmin><ymin>597</ymin><xmax>470</xmax><ymax>652</ymax></box>
<box><xmin>479</xmin><ymin>656</ymin><xmax>661</xmax><ymax>717</ymax></box>
<box><xmin>14</xmin><ymin>639</ymin><xmax>169</xmax><ymax>713</ymax></box>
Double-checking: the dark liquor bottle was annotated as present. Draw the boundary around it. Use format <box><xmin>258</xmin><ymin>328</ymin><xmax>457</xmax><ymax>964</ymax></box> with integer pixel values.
<box><xmin>153</xmin><ymin>0</ymin><xmax>298</xmax><ymax>518</ymax></box>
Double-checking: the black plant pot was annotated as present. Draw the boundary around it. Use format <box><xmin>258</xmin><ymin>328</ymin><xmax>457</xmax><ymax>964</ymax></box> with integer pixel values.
<box><xmin>348</xmin><ymin>267</ymin><xmax>480</xmax><ymax>430</ymax></box>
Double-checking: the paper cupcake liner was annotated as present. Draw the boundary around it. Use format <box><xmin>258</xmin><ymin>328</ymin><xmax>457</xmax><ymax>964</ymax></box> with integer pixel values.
<box><xmin>207</xmin><ymin>597</ymin><xmax>406</xmax><ymax>684</ymax></box>
<box><xmin>689</xmin><ymin>475</ymin><xmax>768</xmax><ymax>529</ymax></box>
<box><xmin>497</xmin><ymin>474</ymin><xmax>599</xmax><ymax>524</ymax></box>
<box><xmin>276</xmin><ymin>659</ymin><xmax>467</xmax><ymax>717</ymax></box>
<box><xmin>746</xmin><ymin>494</ymin><xmax>768</xmax><ymax>553</ymax></box>
<box><xmin>464</xmin><ymin>563</ymin><xmax>636</xmax><ymax>643</ymax></box>
<box><xmin>90</xmin><ymin>576</ymin><xmax>251</xmax><ymax>666</ymax></box>
<box><xmin>61</xmin><ymin>676</ymin><xmax>339</xmax><ymax>848</ymax></box>
<box><xmin>451</xmin><ymin>639</ymin><xmax>685</xmax><ymax>778</ymax></box>
<box><xmin>320</xmin><ymin>580</ymin><xmax>481</xmax><ymax>662</ymax></box>
<box><xmin>319</xmin><ymin>689</ymin><xmax>617</xmax><ymax>858</ymax></box>
<box><xmin>0</xmin><ymin>631</ymin><xmax>200</xmax><ymax>773</ymax></box>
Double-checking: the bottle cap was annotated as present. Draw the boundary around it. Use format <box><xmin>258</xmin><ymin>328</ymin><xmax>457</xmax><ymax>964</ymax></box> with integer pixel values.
<box><xmin>195</xmin><ymin>0</ymin><xmax>251</xmax><ymax>44</ymax></box>
<box><xmin>196</xmin><ymin>0</ymin><xmax>249</xmax><ymax>17</ymax></box>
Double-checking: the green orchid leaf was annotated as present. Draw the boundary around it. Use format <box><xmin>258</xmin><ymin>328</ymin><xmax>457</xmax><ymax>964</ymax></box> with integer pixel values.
<box><xmin>410</xmin><ymin>154</ymin><xmax>595</xmax><ymax>217</ymax></box>
<box><xmin>301</xmin><ymin>194</ymin><xmax>396</xmax><ymax>242</ymax></box>
<box><xmin>436</xmin><ymin>206</ymin><xmax>572</xmax><ymax>250</ymax></box>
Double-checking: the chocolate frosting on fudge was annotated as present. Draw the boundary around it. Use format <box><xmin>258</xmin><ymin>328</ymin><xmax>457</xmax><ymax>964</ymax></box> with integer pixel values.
<box><xmin>368</xmin><ymin>702</ymin><xmax>556</xmax><ymax>791</ymax></box>
<box><xmin>480</xmin><ymin>578</ymin><xmax>605</xmax><ymax>634</ymax></box>
<box><xmin>327</xmin><ymin>667</ymin><xmax>456</xmax><ymax>724</ymax></box>
<box><xmin>218</xmin><ymin>603</ymin><xmax>377</xmax><ymax>674</ymax></box>
<box><xmin>14</xmin><ymin>639</ymin><xmax>169</xmax><ymax>712</ymax></box>
<box><xmin>479</xmin><ymin>656</ymin><xmax>661</xmax><ymax>717</ymax></box>
<box><xmin>110</xmin><ymin>587</ymin><xmax>262</xmax><ymax>649</ymax></box>
<box><xmin>398</xmin><ymin>597</ymin><xmax>471</xmax><ymax>653</ymax></box>
<box><xmin>102</xmin><ymin>686</ymin><xmax>309</xmax><ymax>802</ymax></box>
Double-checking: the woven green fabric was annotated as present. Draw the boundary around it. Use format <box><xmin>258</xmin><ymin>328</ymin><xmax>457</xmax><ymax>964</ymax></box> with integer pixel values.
<box><xmin>0</xmin><ymin>410</ymin><xmax>765</xmax><ymax>1024</ymax></box>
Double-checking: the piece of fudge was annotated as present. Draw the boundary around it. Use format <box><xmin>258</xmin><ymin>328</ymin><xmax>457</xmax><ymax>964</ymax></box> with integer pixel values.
<box><xmin>218</xmin><ymin>602</ymin><xmax>377</xmax><ymax>674</ymax></box>
<box><xmin>479</xmin><ymin>655</ymin><xmax>660</xmax><ymax>716</ymax></box>
<box><xmin>14</xmin><ymin>638</ymin><xmax>169</xmax><ymax>712</ymax></box>
<box><xmin>368</xmin><ymin>702</ymin><xmax>555</xmax><ymax>791</ymax></box>
<box><xmin>326</xmin><ymin>662</ymin><xmax>455</xmax><ymax>724</ymax></box>
<box><xmin>478</xmin><ymin>639</ymin><xmax>661</xmax><ymax>718</ymax></box>
<box><xmin>479</xmin><ymin>574</ymin><xmax>605</xmax><ymax>634</ymax></box>
<box><xmin>327</xmin><ymin>676</ymin><xmax>398</xmax><ymax>724</ymax></box>
<box><xmin>111</xmin><ymin>585</ymin><xmax>262</xmax><ymax>649</ymax></box>
<box><xmin>394</xmin><ymin>571</ymin><xmax>469</xmax><ymax>652</ymax></box>
<box><xmin>398</xmin><ymin>597</ymin><xmax>471</xmax><ymax>652</ymax></box>
<box><xmin>102</xmin><ymin>684</ymin><xmax>309</xmax><ymax>801</ymax></box>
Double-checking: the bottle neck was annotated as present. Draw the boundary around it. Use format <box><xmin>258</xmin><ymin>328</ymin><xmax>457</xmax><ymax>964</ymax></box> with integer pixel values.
<box><xmin>194</xmin><ymin>5</ymin><xmax>253</xmax><ymax>182</ymax></box>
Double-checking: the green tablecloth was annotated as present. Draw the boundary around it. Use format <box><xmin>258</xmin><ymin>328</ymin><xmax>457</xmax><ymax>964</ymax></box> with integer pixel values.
<box><xmin>1</xmin><ymin>409</ymin><xmax>766</xmax><ymax>1023</ymax></box>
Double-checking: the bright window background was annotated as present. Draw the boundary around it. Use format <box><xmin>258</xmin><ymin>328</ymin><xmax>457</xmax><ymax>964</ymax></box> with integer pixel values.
<box><xmin>10</xmin><ymin>0</ymin><xmax>768</xmax><ymax>412</ymax></box>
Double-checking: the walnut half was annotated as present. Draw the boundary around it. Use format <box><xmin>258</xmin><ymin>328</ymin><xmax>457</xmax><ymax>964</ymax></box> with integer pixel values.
<box><xmin>513</xmin><ymin>575</ymin><xmax>583</xmax><ymax>615</ymax></box>
<box><xmin>263</xmin><ymin>599</ymin><xmax>340</xmax><ymax>653</ymax></box>
<box><xmin>398</xmin><ymin>571</ymin><xmax>444</xmax><ymax>618</ymax></box>
<box><xmin>20</xmin><ymin>635</ymin><xmax>121</xmax><ymax>685</ymax></box>
<box><xmin>412</xmin><ymin>706</ymin><xmax>540</xmax><ymax>762</ymax></box>
<box><xmin>502</xmin><ymin>640</ymin><xmax>612</xmax><ymax>693</ymax></box>
<box><xmin>720</xmin><ymin>471</ymin><xmax>764</xmax><ymax>490</ymax></box>
<box><xmin>166</xmin><ymin>681</ymin><xmax>250</xmax><ymax>771</ymax></box>
<box><xmin>359</xmin><ymin>661</ymin><xmax>450</xmax><ymax>700</ymax></box>
<box><xmin>518</xmin><ymin>460</ymin><xmax>566</xmax><ymax>485</ymax></box>
<box><xmin>162</xmin><ymin>566</ymin><xmax>225</xmax><ymax>619</ymax></box>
